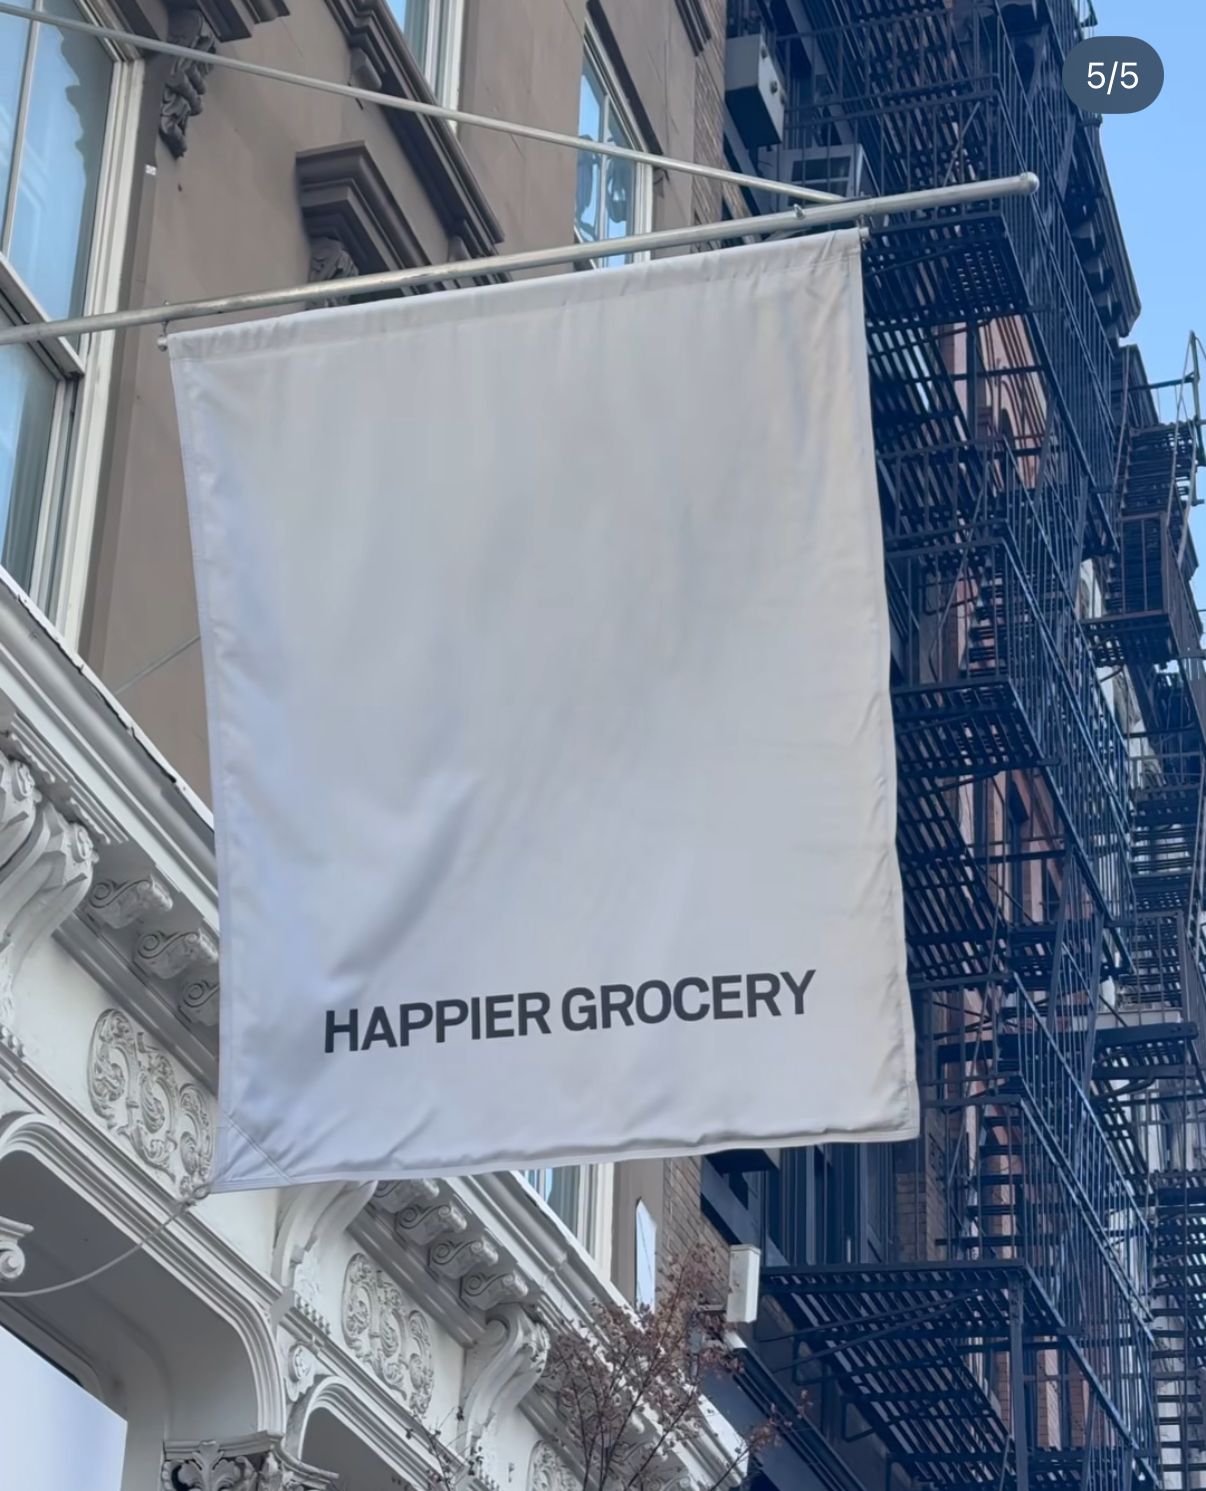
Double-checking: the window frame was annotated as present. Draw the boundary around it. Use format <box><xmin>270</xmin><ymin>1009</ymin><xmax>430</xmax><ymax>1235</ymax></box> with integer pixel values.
<box><xmin>398</xmin><ymin>0</ymin><xmax>464</xmax><ymax>109</ymax></box>
<box><xmin>0</xmin><ymin>0</ymin><xmax>141</xmax><ymax>637</ymax></box>
<box><xmin>575</xmin><ymin>27</ymin><xmax>653</xmax><ymax>267</ymax></box>
<box><xmin>520</xmin><ymin>1163</ymin><xmax>614</xmax><ymax>1268</ymax></box>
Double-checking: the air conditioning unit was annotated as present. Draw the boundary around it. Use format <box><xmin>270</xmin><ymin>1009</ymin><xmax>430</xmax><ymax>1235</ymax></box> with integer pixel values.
<box><xmin>726</xmin><ymin>1244</ymin><xmax>761</xmax><ymax>1326</ymax></box>
<box><xmin>725</xmin><ymin>32</ymin><xmax>786</xmax><ymax>148</ymax></box>
<box><xmin>776</xmin><ymin>143</ymin><xmax>870</xmax><ymax>200</ymax></box>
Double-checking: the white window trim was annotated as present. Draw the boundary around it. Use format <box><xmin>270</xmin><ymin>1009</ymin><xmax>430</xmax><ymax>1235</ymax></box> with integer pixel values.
<box><xmin>577</xmin><ymin>25</ymin><xmax>654</xmax><ymax>267</ymax></box>
<box><xmin>407</xmin><ymin>0</ymin><xmax>464</xmax><ymax>111</ymax></box>
<box><xmin>47</xmin><ymin>29</ymin><xmax>143</xmax><ymax>643</ymax></box>
<box><xmin>0</xmin><ymin>0</ymin><xmax>141</xmax><ymax>635</ymax></box>
<box><xmin>520</xmin><ymin>1162</ymin><xmax>614</xmax><ymax>1270</ymax></box>
<box><xmin>436</xmin><ymin>0</ymin><xmax>464</xmax><ymax>112</ymax></box>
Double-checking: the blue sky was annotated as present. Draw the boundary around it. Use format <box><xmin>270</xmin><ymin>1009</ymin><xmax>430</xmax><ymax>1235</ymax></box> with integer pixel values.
<box><xmin>1092</xmin><ymin>2</ymin><xmax>1204</xmax><ymax>412</ymax></box>
<box><xmin>1091</xmin><ymin>0</ymin><xmax>1205</xmax><ymax>578</ymax></box>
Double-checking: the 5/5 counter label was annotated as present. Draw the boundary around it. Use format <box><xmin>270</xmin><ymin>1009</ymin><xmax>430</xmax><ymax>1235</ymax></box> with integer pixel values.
<box><xmin>1063</xmin><ymin>36</ymin><xmax>1164</xmax><ymax>115</ymax></box>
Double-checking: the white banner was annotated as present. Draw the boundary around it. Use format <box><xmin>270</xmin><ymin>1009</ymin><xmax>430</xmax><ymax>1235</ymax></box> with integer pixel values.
<box><xmin>170</xmin><ymin>230</ymin><xmax>917</xmax><ymax>1191</ymax></box>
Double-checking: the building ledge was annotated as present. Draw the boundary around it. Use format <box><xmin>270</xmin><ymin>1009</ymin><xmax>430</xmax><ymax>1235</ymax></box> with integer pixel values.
<box><xmin>322</xmin><ymin>0</ymin><xmax>504</xmax><ymax>259</ymax></box>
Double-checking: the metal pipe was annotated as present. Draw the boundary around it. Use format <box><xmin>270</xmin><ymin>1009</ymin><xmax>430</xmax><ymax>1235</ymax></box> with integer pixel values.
<box><xmin>0</xmin><ymin>174</ymin><xmax>1039</xmax><ymax>348</ymax></box>
<box><xmin>0</xmin><ymin>1</ymin><xmax>842</xmax><ymax>208</ymax></box>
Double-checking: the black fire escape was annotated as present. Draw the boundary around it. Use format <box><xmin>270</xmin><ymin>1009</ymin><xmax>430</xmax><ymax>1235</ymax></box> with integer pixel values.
<box><xmin>710</xmin><ymin>3</ymin><xmax>1204</xmax><ymax>1491</ymax></box>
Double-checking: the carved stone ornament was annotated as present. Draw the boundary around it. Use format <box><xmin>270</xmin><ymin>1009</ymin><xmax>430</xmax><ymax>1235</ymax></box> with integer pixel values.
<box><xmin>431</xmin><ymin>1231</ymin><xmax>498</xmax><ymax>1281</ymax></box>
<box><xmin>180</xmin><ymin>975</ymin><xmax>220</xmax><ymax>1026</ymax></box>
<box><xmin>88</xmin><ymin>874</ymin><xmax>174</xmax><ymax>928</ymax></box>
<box><xmin>307</xmin><ymin>235</ymin><xmax>360</xmax><ymax>309</ymax></box>
<box><xmin>397</xmin><ymin>1195</ymin><xmax>467</xmax><ymax>1246</ymax></box>
<box><xmin>283</xmin><ymin>1339</ymin><xmax>318</xmax><ymax>1403</ymax></box>
<box><xmin>292</xmin><ymin>1245</ymin><xmax>327</xmax><ymax>1332</ymax></box>
<box><xmin>160</xmin><ymin>8</ymin><xmax>217</xmax><ymax>159</ymax></box>
<box><xmin>163</xmin><ymin>1436</ymin><xmax>335</xmax><ymax>1491</ymax></box>
<box><xmin>341</xmin><ymin>1252</ymin><xmax>435</xmax><ymax>1412</ymax></box>
<box><xmin>0</xmin><ymin>753</ymin><xmax>96</xmax><ymax>1050</ymax></box>
<box><xmin>0</xmin><ymin>1215</ymin><xmax>32</xmax><ymax>1280</ymax></box>
<box><xmin>462</xmin><ymin>1268</ymin><xmax>530</xmax><ymax>1311</ymax></box>
<box><xmin>374</xmin><ymin>1177</ymin><xmax>439</xmax><ymax>1213</ymax></box>
<box><xmin>527</xmin><ymin>1441</ymin><xmax>574</xmax><ymax>1491</ymax></box>
<box><xmin>88</xmin><ymin>1007</ymin><xmax>214</xmax><ymax>1195</ymax></box>
<box><xmin>137</xmin><ymin>926</ymin><xmax>218</xmax><ymax>980</ymax></box>
<box><xmin>462</xmin><ymin>1303</ymin><xmax>549</xmax><ymax>1447</ymax></box>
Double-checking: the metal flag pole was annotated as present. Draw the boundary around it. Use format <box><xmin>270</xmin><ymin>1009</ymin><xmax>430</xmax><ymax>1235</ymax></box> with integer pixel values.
<box><xmin>0</xmin><ymin>1</ymin><xmax>843</xmax><ymax>208</ymax></box>
<box><xmin>0</xmin><ymin>175</ymin><xmax>1039</xmax><ymax>349</ymax></box>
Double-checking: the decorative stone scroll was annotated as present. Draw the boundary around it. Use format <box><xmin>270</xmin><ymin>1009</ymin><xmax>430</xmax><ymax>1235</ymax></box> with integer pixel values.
<box><xmin>87</xmin><ymin>1007</ymin><xmax>214</xmax><ymax>1196</ymax></box>
<box><xmin>528</xmin><ymin>1440</ymin><xmax>575</xmax><ymax>1491</ymax></box>
<box><xmin>0</xmin><ymin>1216</ymin><xmax>31</xmax><ymax>1281</ymax></box>
<box><xmin>341</xmin><ymin>1252</ymin><xmax>435</xmax><ymax>1413</ymax></box>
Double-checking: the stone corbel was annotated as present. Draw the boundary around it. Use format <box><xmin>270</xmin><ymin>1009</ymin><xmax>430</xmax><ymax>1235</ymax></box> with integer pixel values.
<box><xmin>136</xmin><ymin>925</ymin><xmax>220</xmax><ymax>1027</ymax></box>
<box><xmin>430</xmin><ymin>1231</ymin><xmax>498</xmax><ymax>1282</ymax></box>
<box><xmin>462</xmin><ymin>1269</ymin><xmax>530</xmax><ymax>1312</ymax></box>
<box><xmin>159</xmin><ymin>0</ymin><xmax>290</xmax><ymax>160</ymax></box>
<box><xmin>88</xmin><ymin>874</ymin><xmax>174</xmax><ymax>929</ymax></box>
<box><xmin>159</xmin><ymin>8</ymin><xmax>217</xmax><ymax>160</ymax></box>
<box><xmin>0</xmin><ymin>1215</ymin><xmax>32</xmax><ymax>1281</ymax></box>
<box><xmin>396</xmin><ymin>1194</ymin><xmax>468</xmax><ymax>1246</ymax></box>
<box><xmin>274</xmin><ymin>1180</ymin><xmax>376</xmax><ymax>1332</ymax></box>
<box><xmin>374</xmin><ymin>1180</ymin><xmax>532</xmax><ymax>1314</ymax></box>
<box><xmin>0</xmin><ymin>754</ymin><xmax>96</xmax><ymax>1054</ymax></box>
<box><xmin>307</xmin><ymin>237</ymin><xmax>361</xmax><ymax>310</ymax></box>
<box><xmin>162</xmin><ymin>1435</ymin><xmax>335</xmax><ymax>1491</ymax></box>
<box><xmin>461</xmin><ymin>1303</ymin><xmax>549</xmax><ymax>1450</ymax></box>
<box><xmin>374</xmin><ymin>1177</ymin><xmax>439</xmax><ymax>1214</ymax></box>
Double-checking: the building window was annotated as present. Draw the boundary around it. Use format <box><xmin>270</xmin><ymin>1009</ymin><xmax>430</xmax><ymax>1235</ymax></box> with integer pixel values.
<box><xmin>391</xmin><ymin>0</ymin><xmax>463</xmax><ymax>106</ymax></box>
<box><xmin>0</xmin><ymin>0</ymin><xmax>129</xmax><ymax>605</ymax></box>
<box><xmin>634</xmin><ymin>1200</ymin><xmax>657</xmax><ymax>1308</ymax></box>
<box><xmin>575</xmin><ymin>36</ymin><xmax>651</xmax><ymax>267</ymax></box>
<box><xmin>524</xmin><ymin>1165</ymin><xmax>583</xmax><ymax>1234</ymax></box>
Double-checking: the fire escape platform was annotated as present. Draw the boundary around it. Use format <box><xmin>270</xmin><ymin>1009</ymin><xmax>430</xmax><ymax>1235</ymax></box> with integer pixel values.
<box><xmin>894</xmin><ymin>678</ymin><xmax>1046</xmax><ymax>781</ymax></box>
<box><xmin>759</xmin><ymin>1263</ymin><xmax>1157</xmax><ymax>1491</ymax></box>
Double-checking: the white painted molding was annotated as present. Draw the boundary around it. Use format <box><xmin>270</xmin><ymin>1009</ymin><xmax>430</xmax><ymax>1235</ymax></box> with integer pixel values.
<box><xmin>461</xmin><ymin>1302</ymin><xmax>549</xmax><ymax>1449</ymax></box>
<box><xmin>274</xmin><ymin>1180</ymin><xmax>376</xmax><ymax>1332</ymax></box>
<box><xmin>163</xmin><ymin>1434</ymin><xmax>337</xmax><ymax>1491</ymax></box>
<box><xmin>0</xmin><ymin>1214</ymin><xmax>31</xmax><ymax>1280</ymax></box>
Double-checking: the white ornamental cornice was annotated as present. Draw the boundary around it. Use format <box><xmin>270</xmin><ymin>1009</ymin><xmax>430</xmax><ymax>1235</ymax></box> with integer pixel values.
<box><xmin>371</xmin><ymin>1178</ymin><xmax>531</xmax><ymax>1319</ymax></box>
<box><xmin>0</xmin><ymin>579</ymin><xmax>747</xmax><ymax>1491</ymax></box>
<box><xmin>0</xmin><ymin>572</ymin><xmax>220</xmax><ymax>1062</ymax></box>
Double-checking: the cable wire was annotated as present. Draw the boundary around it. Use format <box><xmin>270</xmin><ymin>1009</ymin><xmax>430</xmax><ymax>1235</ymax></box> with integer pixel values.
<box><xmin>0</xmin><ymin>1</ymin><xmax>840</xmax><ymax>211</ymax></box>
<box><xmin>0</xmin><ymin>1185</ymin><xmax>208</xmax><ymax>1300</ymax></box>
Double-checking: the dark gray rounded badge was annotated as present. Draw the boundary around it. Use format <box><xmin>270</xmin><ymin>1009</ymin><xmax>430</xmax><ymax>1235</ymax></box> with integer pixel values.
<box><xmin>1062</xmin><ymin>36</ymin><xmax>1164</xmax><ymax>114</ymax></box>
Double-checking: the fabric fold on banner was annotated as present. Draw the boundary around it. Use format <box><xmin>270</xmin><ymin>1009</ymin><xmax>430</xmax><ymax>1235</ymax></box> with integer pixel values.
<box><xmin>169</xmin><ymin>229</ymin><xmax>917</xmax><ymax>1192</ymax></box>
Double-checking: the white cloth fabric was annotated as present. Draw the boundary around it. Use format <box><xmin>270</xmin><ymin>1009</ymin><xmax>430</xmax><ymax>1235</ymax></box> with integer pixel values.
<box><xmin>169</xmin><ymin>230</ymin><xmax>917</xmax><ymax>1191</ymax></box>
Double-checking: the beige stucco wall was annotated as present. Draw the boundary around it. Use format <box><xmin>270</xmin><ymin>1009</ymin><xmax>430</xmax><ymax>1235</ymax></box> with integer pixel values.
<box><xmin>83</xmin><ymin>0</ymin><xmax>720</xmax><ymax>797</ymax></box>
